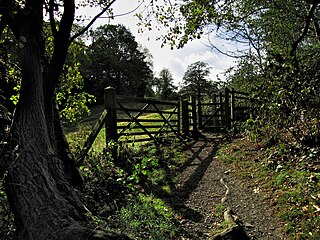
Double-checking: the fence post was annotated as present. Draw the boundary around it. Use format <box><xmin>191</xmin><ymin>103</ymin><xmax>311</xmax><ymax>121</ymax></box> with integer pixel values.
<box><xmin>231</xmin><ymin>88</ymin><xmax>235</xmax><ymax>127</ymax></box>
<box><xmin>212</xmin><ymin>94</ymin><xmax>216</xmax><ymax>126</ymax></box>
<box><xmin>198</xmin><ymin>99</ymin><xmax>202</xmax><ymax>130</ymax></box>
<box><xmin>105</xmin><ymin>87</ymin><xmax>118</xmax><ymax>146</ymax></box>
<box><xmin>181</xmin><ymin>99</ymin><xmax>189</xmax><ymax>135</ymax></box>
<box><xmin>224</xmin><ymin>88</ymin><xmax>231</xmax><ymax>129</ymax></box>
<box><xmin>191</xmin><ymin>96</ymin><xmax>197</xmax><ymax>132</ymax></box>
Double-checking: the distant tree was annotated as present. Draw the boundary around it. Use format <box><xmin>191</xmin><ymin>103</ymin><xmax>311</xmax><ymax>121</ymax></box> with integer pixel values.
<box><xmin>180</xmin><ymin>61</ymin><xmax>215</xmax><ymax>99</ymax></box>
<box><xmin>84</xmin><ymin>24</ymin><xmax>153</xmax><ymax>101</ymax></box>
<box><xmin>154</xmin><ymin>68</ymin><xmax>177</xmax><ymax>100</ymax></box>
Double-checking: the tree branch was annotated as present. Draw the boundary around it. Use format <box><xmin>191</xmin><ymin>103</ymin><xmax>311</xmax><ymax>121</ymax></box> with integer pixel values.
<box><xmin>49</xmin><ymin>0</ymin><xmax>58</xmax><ymax>37</ymax></box>
<box><xmin>49</xmin><ymin>0</ymin><xmax>75</xmax><ymax>82</ymax></box>
<box><xmin>313</xmin><ymin>18</ymin><xmax>320</xmax><ymax>41</ymax></box>
<box><xmin>70</xmin><ymin>0</ymin><xmax>117</xmax><ymax>43</ymax></box>
<box><xmin>291</xmin><ymin>0</ymin><xmax>320</xmax><ymax>55</ymax></box>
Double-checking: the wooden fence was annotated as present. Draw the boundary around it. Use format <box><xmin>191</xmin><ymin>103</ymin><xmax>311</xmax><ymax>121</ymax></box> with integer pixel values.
<box><xmin>76</xmin><ymin>86</ymin><xmax>250</xmax><ymax>163</ymax></box>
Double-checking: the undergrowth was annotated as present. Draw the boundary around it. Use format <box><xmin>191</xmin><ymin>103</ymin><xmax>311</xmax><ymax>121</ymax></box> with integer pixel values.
<box><xmin>217</xmin><ymin>131</ymin><xmax>320</xmax><ymax>239</ymax></box>
<box><xmin>0</xmin><ymin>131</ymin><xmax>187</xmax><ymax>239</ymax></box>
<box><xmin>72</xmin><ymin>134</ymin><xmax>187</xmax><ymax>239</ymax></box>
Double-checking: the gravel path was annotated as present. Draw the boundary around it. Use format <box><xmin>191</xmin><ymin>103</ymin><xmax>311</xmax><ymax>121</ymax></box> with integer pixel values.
<box><xmin>169</xmin><ymin>136</ymin><xmax>287</xmax><ymax>240</ymax></box>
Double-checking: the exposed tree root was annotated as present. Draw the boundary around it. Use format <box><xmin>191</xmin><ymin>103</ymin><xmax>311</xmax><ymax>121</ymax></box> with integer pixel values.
<box><xmin>210</xmin><ymin>178</ymin><xmax>249</xmax><ymax>240</ymax></box>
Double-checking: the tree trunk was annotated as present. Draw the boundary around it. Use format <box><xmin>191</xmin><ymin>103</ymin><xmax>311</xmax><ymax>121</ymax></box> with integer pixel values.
<box><xmin>2</xmin><ymin>2</ymin><xmax>131</xmax><ymax>239</ymax></box>
<box><xmin>3</xmin><ymin>19</ymin><xmax>87</xmax><ymax>239</ymax></box>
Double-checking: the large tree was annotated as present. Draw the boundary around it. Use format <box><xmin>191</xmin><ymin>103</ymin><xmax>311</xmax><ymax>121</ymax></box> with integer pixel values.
<box><xmin>84</xmin><ymin>24</ymin><xmax>153</xmax><ymax>101</ymax></box>
<box><xmin>153</xmin><ymin>68</ymin><xmax>177</xmax><ymax>100</ymax></box>
<box><xmin>0</xmin><ymin>1</ymin><xmax>130</xmax><ymax>239</ymax></box>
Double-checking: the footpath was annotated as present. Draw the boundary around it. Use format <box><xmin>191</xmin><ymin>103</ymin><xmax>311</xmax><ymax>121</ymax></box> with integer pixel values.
<box><xmin>169</xmin><ymin>136</ymin><xmax>287</xmax><ymax>240</ymax></box>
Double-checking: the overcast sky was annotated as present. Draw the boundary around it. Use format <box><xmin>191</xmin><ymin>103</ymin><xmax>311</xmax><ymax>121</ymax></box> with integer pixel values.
<box><xmin>78</xmin><ymin>0</ymin><xmax>238</xmax><ymax>86</ymax></box>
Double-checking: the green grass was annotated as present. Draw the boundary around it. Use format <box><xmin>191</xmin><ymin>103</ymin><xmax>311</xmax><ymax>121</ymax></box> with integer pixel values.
<box><xmin>117</xmin><ymin>193</ymin><xmax>178</xmax><ymax>240</ymax></box>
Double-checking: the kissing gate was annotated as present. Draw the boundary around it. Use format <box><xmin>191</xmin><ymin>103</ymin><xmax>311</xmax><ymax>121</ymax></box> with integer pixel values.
<box><xmin>77</xmin><ymin>87</ymin><xmax>250</xmax><ymax>163</ymax></box>
<box><xmin>183</xmin><ymin>87</ymin><xmax>250</xmax><ymax>134</ymax></box>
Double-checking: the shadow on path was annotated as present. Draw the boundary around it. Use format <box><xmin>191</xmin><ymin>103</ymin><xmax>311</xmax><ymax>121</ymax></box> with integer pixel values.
<box><xmin>164</xmin><ymin>137</ymin><xmax>220</xmax><ymax>224</ymax></box>
<box><xmin>176</xmin><ymin>140</ymin><xmax>219</xmax><ymax>201</ymax></box>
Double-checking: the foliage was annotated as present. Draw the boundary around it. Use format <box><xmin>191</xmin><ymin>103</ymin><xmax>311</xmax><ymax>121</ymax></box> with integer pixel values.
<box><xmin>67</xmin><ymin>127</ymin><xmax>186</xmax><ymax>239</ymax></box>
<box><xmin>147</xmin><ymin>0</ymin><xmax>320</xmax><ymax>146</ymax></box>
<box><xmin>79</xmin><ymin>150</ymin><xmax>128</xmax><ymax>216</ymax></box>
<box><xmin>0</xmin><ymin>28</ymin><xmax>21</xmax><ymax>112</ymax></box>
<box><xmin>0</xmin><ymin>179</ymin><xmax>15</xmax><ymax>239</ymax></box>
<box><xmin>56</xmin><ymin>35</ymin><xmax>95</xmax><ymax>122</ymax></box>
<box><xmin>82</xmin><ymin>24</ymin><xmax>153</xmax><ymax>102</ymax></box>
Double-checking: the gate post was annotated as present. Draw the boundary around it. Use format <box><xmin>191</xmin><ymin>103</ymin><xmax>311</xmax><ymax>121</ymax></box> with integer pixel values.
<box><xmin>105</xmin><ymin>87</ymin><xmax>118</xmax><ymax>146</ymax></box>
<box><xmin>198</xmin><ymin>99</ymin><xmax>202</xmax><ymax>130</ymax></box>
<box><xmin>181</xmin><ymin>99</ymin><xmax>189</xmax><ymax>135</ymax></box>
<box><xmin>191</xmin><ymin>96</ymin><xmax>197</xmax><ymax>132</ymax></box>
<box><xmin>224</xmin><ymin>88</ymin><xmax>231</xmax><ymax>129</ymax></box>
<box><xmin>212</xmin><ymin>94</ymin><xmax>217</xmax><ymax>126</ymax></box>
<box><xmin>231</xmin><ymin>88</ymin><xmax>235</xmax><ymax>127</ymax></box>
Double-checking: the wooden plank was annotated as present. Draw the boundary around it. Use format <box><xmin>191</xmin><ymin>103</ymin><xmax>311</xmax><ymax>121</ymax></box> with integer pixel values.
<box><xmin>76</xmin><ymin>109</ymin><xmax>108</xmax><ymax>165</ymax></box>
<box><xmin>234</xmin><ymin>96</ymin><xmax>249</xmax><ymax>100</ymax></box>
<box><xmin>117</xmin><ymin>107</ymin><xmax>178</xmax><ymax>114</ymax></box>
<box><xmin>117</xmin><ymin>118</ymin><xmax>178</xmax><ymax>123</ymax></box>
<box><xmin>191</xmin><ymin>96</ymin><xmax>197</xmax><ymax>131</ymax></box>
<box><xmin>152</xmin><ymin>103</ymin><xmax>179</xmax><ymax>136</ymax></box>
<box><xmin>232</xmin><ymin>90</ymin><xmax>249</xmax><ymax>96</ymax></box>
<box><xmin>116</xmin><ymin>95</ymin><xmax>178</xmax><ymax>105</ymax></box>
<box><xmin>120</xmin><ymin>130</ymin><xmax>178</xmax><ymax>136</ymax></box>
<box><xmin>118</xmin><ymin>124</ymin><xmax>173</xmax><ymax>129</ymax></box>
<box><xmin>117</xmin><ymin>101</ymin><xmax>156</xmax><ymax>140</ymax></box>
<box><xmin>181</xmin><ymin>99</ymin><xmax>189</xmax><ymax>135</ymax></box>
<box><xmin>201</xmin><ymin>102</ymin><xmax>223</xmax><ymax>106</ymax></box>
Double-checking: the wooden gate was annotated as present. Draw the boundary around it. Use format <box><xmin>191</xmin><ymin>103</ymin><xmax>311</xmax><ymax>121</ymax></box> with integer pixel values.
<box><xmin>196</xmin><ymin>88</ymin><xmax>250</xmax><ymax>132</ymax></box>
<box><xmin>115</xmin><ymin>95</ymin><xmax>180</xmax><ymax>143</ymax></box>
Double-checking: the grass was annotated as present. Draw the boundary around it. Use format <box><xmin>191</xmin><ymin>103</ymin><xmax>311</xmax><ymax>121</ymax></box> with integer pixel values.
<box><xmin>217</xmin><ymin>135</ymin><xmax>320</xmax><ymax>239</ymax></box>
<box><xmin>117</xmin><ymin>193</ymin><xmax>177</xmax><ymax>239</ymax></box>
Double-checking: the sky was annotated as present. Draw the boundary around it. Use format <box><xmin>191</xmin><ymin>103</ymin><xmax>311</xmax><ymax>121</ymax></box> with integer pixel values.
<box><xmin>78</xmin><ymin>0</ymin><xmax>238</xmax><ymax>86</ymax></box>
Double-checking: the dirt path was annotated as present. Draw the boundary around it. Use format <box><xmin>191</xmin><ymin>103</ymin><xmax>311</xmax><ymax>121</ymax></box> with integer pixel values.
<box><xmin>169</xmin><ymin>136</ymin><xmax>287</xmax><ymax>240</ymax></box>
